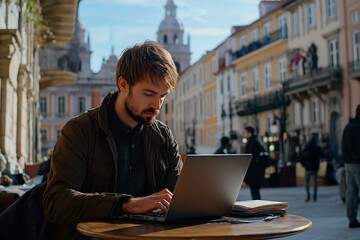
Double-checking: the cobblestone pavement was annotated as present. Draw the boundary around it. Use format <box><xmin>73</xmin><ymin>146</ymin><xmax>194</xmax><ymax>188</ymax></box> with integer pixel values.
<box><xmin>236</xmin><ymin>185</ymin><xmax>360</xmax><ymax>240</ymax></box>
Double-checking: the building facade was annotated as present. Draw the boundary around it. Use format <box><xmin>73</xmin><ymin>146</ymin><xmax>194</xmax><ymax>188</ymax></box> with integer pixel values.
<box><xmin>39</xmin><ymin>22</ymin><xmax>118</xmax><ymax>158</ymax></box>
<box><xmin>339</xmin><ymin>0</ymin><xmax>360</xmax><ymax>131</ymax></box>
<box><xmin>162</xmin><ymin>0</ymin><xmax>359</xmax><ymax>161</ymax></box>
<box><xmin>284</xmin><ymin>0</ymin><xmax>343</xmax><ymax>161</ymax></box>
<box><xmin>0</xmin><ymin>0</ymin><xmax>78</xmax><ymax>172</ymax></box>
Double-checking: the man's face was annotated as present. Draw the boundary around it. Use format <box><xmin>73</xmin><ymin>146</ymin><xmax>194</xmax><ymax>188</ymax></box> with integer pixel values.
<box><xmin>123</xmin><ymin>75</ymin><xmax>170</xmax><ymax>125</ymax></box>
<box><xmin>244</xmin><ymin>130</ymin><xmax>252</xmax><ymax>139</ymax></box>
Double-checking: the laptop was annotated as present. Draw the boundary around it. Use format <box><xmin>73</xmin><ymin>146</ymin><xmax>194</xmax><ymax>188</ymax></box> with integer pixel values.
<box><xmin>122</xmin><ymin>153</ymin><xmax>252</xmax><ymax>222</ymax></box>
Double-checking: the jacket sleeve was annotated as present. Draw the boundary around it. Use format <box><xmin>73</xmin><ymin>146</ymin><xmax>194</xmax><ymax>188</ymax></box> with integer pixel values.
<box><xmin>43</xmin><ymin>118</ymin><xmax>131</xmax><ymax>224</ymax></box>
<box><xmin>163</xmin><ymin>127</ymin><xmax>183</xmax><ymax>192</ymax></box>
<box><xmin>342</xmin><ymin>124</ymin><xmax>360</xmax><ymax>162</ymax></box>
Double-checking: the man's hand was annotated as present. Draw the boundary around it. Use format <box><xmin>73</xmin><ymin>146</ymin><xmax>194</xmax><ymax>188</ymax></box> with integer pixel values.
<box><xmin>122</xmin><ymin>188</ymin><xmax>173</xmax><ymax>214</ymax></box>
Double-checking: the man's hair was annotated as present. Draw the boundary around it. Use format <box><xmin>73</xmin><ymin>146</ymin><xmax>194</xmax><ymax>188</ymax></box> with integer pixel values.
<box><xmin>244</xmin><ymin>126</ymin><xmax>255</xmax><ymax>135</ymax></box>
<box><xmin>220</xmin><ymin>136</ymin><xmax>230</xmax><ymax>147</ymax></box>
<box><xmin>356</xmin><ymin>104</ymin><xmax>360</xmax><ymax>119</ymax></box>
<box><xmin>116</xmin><ymin>40</ymin><xmax>178</xmax><ymax>91</ymax></box>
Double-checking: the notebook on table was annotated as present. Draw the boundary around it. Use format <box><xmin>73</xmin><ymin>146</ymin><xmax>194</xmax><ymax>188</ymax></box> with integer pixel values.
<box><xmin>122</xmin><ymin>154</ymin><xmax>252</xmax><ymax>222</ymax></box>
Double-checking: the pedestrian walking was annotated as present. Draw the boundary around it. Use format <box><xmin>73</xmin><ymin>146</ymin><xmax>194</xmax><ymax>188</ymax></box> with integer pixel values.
<box><xmin>243</xmin><ymin>126</ymin><xmax>268</xmax><ymax>200</ymax></box>
<box><xmin>300</xmin><ymin>135</ymin><xmax>323</xmax><ymax>202</ymax></box>
<box><xmin>341</xmin><ymin>104</ymin><xmax>360</xmax><ymax>228</ymax></box>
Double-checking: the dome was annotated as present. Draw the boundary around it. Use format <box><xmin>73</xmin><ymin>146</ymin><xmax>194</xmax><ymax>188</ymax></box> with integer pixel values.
<box><xmin>158</xmin><ymin>17</ymin><xmax>182</xmax><ymax>31</ymax></box>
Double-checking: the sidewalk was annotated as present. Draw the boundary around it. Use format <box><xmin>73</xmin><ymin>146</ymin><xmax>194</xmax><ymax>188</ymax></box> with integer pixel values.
<box><xmin>236</xmin><ymin>185</ymin><xmax>360</xmax><ymax>240</ymax></box>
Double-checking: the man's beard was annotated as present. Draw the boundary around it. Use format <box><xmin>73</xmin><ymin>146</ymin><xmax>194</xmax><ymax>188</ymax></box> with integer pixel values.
<box><xmin>124</xmin><ymin>93</ymin><xmax>160</xmax><ymax>125</ymax></box>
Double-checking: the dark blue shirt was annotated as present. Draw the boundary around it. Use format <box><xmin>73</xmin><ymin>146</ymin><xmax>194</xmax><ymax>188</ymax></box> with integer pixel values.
<box><xmin>108</xmin><ymin>95</ymin><xmax>146</xmax><ymax>197</ymax></box>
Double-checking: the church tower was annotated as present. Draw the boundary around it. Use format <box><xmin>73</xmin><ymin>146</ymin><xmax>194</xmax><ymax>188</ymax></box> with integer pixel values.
<box><xmin>157</xmin><ymin>0</ymin><xmax>191</xmax><ymax>73</ymax></box>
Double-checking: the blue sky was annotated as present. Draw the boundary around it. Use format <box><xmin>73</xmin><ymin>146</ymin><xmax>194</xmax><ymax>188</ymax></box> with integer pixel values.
<box><xmin>79</xmin><ymin>0</ymin><xmax>260</xmax><ymax>73</ymax></box>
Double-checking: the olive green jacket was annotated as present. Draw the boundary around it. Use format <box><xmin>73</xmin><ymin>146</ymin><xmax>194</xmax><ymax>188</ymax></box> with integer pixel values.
<box><xmin>43</xmin><ymin>92</ymin><xmax>182</xmax><ymax>239</ymax></box>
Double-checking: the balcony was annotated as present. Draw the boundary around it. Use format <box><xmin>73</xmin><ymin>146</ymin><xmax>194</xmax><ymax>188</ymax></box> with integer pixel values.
<box><xmin>39</xmin><ymin>51</ymin><xmax>79</xmax><ymax>89</ymax></box>
<box><xmin>232</xmin><ymin>28</ymin><xmax>288</xmax><ymax>61</ymax></box>
<box><xmin>236</xmin><ymin>90</ymin><xmax>290</xmax><ymax>116</ymax></box>
<box><xmin>40</xmin><ymin>0</ymin><xmax>80</xmax><ymax>46</ymax></box>
<box><xmin>349</xmin><ymin>60</ymin><xmax>360</xmax><ymax>80</ymax></box>
<box><xmin>283</xmin><ymin>66</ymin><xmax>342</xmax><ymax>98</ymax></box>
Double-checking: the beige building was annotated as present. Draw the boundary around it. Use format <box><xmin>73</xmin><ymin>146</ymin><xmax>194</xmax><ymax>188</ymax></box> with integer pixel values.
<box><xmin>0</xmin><ymin>0</ymin><xmax>78</xmax><ymax>172</ymax></box>
<box><xmin>39</xmin><ymin>22</ymin><xmax>118</xmax><ymax>158</ymax></box>
<box><xmin>339</xmin><ymin>0</ymin><xmax>360</xmax><ymax>130</ymax></box>
<box><xmin>285</xmin><ymin>0</ymin><xmax>343</xmax><ymax>159</ymax></box>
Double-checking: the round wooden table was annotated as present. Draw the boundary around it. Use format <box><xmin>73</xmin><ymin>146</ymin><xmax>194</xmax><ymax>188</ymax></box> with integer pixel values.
<box><xmin>77</xmin><ymin>214</ymin><xmax>312</xmax><ymax>239</ymax></box>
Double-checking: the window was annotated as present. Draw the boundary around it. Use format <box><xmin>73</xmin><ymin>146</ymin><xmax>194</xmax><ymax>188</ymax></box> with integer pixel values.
<box><xmin>227</xmin><ymin>75</ymin><xmax>231</xmax><ymax>91</ymax></box>
<box><xmin>278</xmin><ymin>56</ymin><xmax>287</xmax><ymax>83</ymax></box>
<box><xmin>264</xmin><ymin>62</ymin><xmax>273</xmax><ymax>90</ymax></box>
<box><xmin>40</xmin><ymin>96</ymin><xmax>47</xmax><ymax>113</ymax></box>
<box><xmin>266</xmin><ymin>114</ymin><xmax>272</xmax><ymax>132</ymax></box>
<box><xmin>263</xmin><ymin>22</ymin><xmax>271</xmax><ymax>37</ymax></box>
<box><xmin>205</xmin><ymin>63</ymin><xmax>210</xmax><ymax>80</ymax></box>
<box><xmin>294</xmin><ymin>102</ymin><xmax>301</xmax><ymax>125</ymax></box>
<box><xmin>252</xmin><ymin>67</ymin><xmax>260</xmax><ymax>94</ymax></box>
<box><xmin>327</xmin><ymin>0</ymin><xmax>336</xmax><ymax>19</ymax></box>
<box><xmin>58</xmin><ymin>96</ymin><xmax>65</xmax><ymax>116</ymax></box>
<box><xmin>251</xmin><ymin>28</ymin><xmax>259</xmax><ymax>42</ymax></box>
<box><xmin>173</xmin><ymin>34</ymin><xmax>179</xmax><ymax>45</ymax></box>
<box><xmin>311</xmin><ymin>99</ymin><xmax>319</xmax><ymax>123</ymax></box>
<box><xmin>308</xmin><ymin>3</ymin><xmax>316</xmax><ymax>28</ymax></box>
<box><xmin>353</xmin><ymin>30</ymin><xmax>360</xmax><ymax>62</ymax></box>
<box><xmin>291</xmin><ymin>12</ymin><xmax>299</xmax><ymax>35</ymax></box>
<box><xmin>220</xmin><ymin>77</ymin><xmax>224</xmax><ymax>94</ymax></box>
<box><xmin>206</xmin><ymin>92</ymin><xmax>211</xmax><ymax>118</ymax></box>
<box><xmin>213</xmin><ymin>91</ymin><xmax>217</xmax><ymax>117</ymax></box>
<box><xmin>240</xmin><ymin>72</ymin><xmax>247</xmax><ymax>97</ymax></box>
<box><xmin>277</xmin><ymin>14</ymin><xmax>287</xmax><ymax>37</ymax></box>
<box><xmin>193</xmin><ymin>73</ymin><xmax>197</xmax><ymax>86</ymax></box>
<box><xmin>199</xmin><ymin>67</ymin><xmax>203</xmax><ymax>83</ymax></box>
<box><xmin>212</xmin><ymin>58</ymin><xmax>217</xmax><ymax>73</ymax></box>
<box><xmin>78</xmin><ymin>97</ymin><xmax>85</xmax><ymax>113</ymax></box>
<box><xmin>329</xmin><ymin>39</ymin><xmax>339</xmax><ymax>66</ymax></box>
<box><xmin>40</xmin><ymin>129</ymin><xmax>47</xmax><ymax>143</ymax></box>
<box><xmin>199</xmin><ymin>93</ymin><xmax>203</xmax><ymax>118</ymax></box>
<box><xmin>351</xmin><ymin>10</ymin><xmax>360</xmax><ymax>24</ymax></box>
<box><xmin>57</xmin><ymin>129</ymin><xmax>61</xmax><ymax>138</ymax></box>
<box><xmin>240</xmin><ymin>35</ymin><xmax>247</xmax><ymax>48</ymax></box>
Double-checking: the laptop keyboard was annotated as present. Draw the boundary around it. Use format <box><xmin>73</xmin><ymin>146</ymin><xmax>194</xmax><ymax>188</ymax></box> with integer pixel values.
<box><xmin>144</xmin><ymin>211</ymin><xmax>166</xmax><ymax>218</ymax></box>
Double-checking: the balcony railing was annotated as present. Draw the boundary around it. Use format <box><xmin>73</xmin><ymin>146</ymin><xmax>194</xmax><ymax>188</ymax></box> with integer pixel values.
<box><xmin>349</xmin><ymin>60</ymin><xmax>360</xmax><ymax>80</ymax></box>
<box><xmin>283</xmin><ymin>66</ymin><xmax>342</xmax><ymax>95</ymax></box>
<box><xmin>232</xmin><ymin>28</ymin><xmax>288</xmax><ymax>61</ymax></box>
<box><xmin>235</xmin><ymin>90</ymin><xmax>290</xmax><ymax>116</ymax></box>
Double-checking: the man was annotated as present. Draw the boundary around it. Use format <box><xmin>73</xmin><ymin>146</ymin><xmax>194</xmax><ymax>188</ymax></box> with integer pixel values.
<box><xmin>243</xmin><ymin>126</ymin><xmax>267</xmax><ymax>200</ymax></box>
<box><xmin>300</xmin><ymin>135</ymin><xmax>323</xmax><ymax>202</ymax></box>
<box><xmin>342</xmin><ymin>104</ymin><xmax>360</xmax><ymax>228</ymax></box>
<box><xmin>43</xmin><ymin>41</ymin><xmax>183</xmax><ymax>239</ymax></box>
<box><xmin>214</xmin><ymin>136</ymin><xmax>231</xmax><ymax>154</ymax></box>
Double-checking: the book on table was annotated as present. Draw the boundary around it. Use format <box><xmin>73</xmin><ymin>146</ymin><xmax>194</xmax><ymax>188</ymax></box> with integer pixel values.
<box><xmin>231</xmin><ymin>200</ymin><xmax>289</xmax><ymax>217</ymax></box>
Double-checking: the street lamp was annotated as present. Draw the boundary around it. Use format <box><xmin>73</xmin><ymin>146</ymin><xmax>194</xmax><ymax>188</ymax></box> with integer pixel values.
<box><xmin>192</xmin><ymin>118</ymin><xmax>197</xmax><ymax>146</ymax></box>
<box><xmin>273</xmin><ymin>82</ymin><xmax>288</xmax><ymax>163</ymax></box>
<box><xmin>221</xmin><ymin>104</ymin><xmax>226</xmax><ymax>136</ymax></box>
